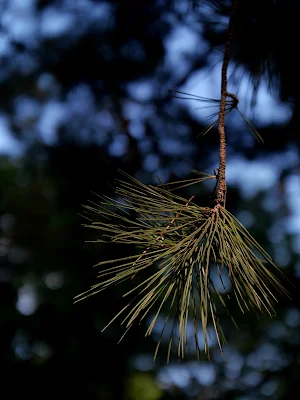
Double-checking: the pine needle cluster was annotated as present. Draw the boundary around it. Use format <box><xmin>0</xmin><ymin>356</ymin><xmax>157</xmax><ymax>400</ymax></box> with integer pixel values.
<box><xmin>75</xmin><ymin>172</ymin><xmax>289</xmax><ymax>361</ymax></box>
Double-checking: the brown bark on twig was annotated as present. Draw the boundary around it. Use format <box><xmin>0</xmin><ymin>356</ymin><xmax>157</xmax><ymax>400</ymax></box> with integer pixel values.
<box><xmin>215</xmin><ymin>0</ymin><xmax>239</xmax><ymax>207</ymax></box>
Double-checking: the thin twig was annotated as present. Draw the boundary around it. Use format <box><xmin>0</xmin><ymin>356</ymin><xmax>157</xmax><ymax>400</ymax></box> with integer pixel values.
<box><xmin>216</xmin><ymin>0</ymin><xmax>239</xmax><ymax>207</ymax></box>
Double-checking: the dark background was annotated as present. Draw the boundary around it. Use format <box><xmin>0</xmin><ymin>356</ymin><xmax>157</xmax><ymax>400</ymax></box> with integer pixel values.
<box><xmin>0</xmin><ymin>1</ymin><xmax>299</xmax><ymax>399</ymax></box>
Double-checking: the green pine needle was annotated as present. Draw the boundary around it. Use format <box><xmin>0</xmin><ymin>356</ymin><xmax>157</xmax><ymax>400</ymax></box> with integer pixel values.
<box><xmin>170</xmin><ymin>89</ymin><xmax>264</xmax><ymax>142</ymax></box>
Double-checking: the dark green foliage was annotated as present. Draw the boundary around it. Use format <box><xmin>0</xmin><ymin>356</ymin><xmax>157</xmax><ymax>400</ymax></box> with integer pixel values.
<box><xmin>76</xmin><ymin>172</ymin><xmax>289</xmax><ymax>361</ymax></box>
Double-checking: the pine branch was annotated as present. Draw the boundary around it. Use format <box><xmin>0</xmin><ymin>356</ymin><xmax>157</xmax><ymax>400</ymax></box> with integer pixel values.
<box><xmin>75</xmin><ymin>0</ymin><xmax>290</xmax><ymax>362</ymax></box>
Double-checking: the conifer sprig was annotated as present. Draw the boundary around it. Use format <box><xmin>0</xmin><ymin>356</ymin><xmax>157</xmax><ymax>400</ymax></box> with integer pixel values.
<box><xmin>75</xmin><ymin>0</ymin><xmax>289</xmax><ymax>361</ymax></box>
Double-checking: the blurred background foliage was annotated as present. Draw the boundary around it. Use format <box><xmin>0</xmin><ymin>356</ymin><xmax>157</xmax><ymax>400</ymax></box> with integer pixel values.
<box><xmin>0</xmin><ymin>0</ymin><xmax>299</xmax><ymax>399</ymax></box>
